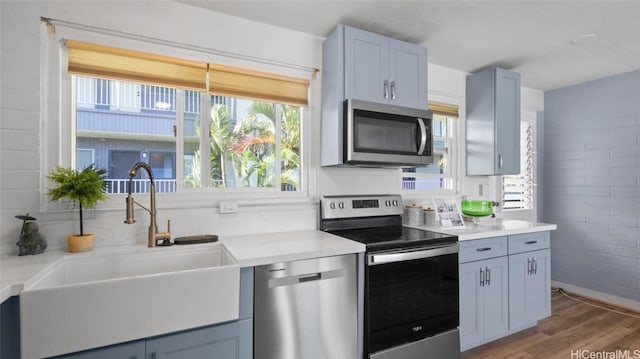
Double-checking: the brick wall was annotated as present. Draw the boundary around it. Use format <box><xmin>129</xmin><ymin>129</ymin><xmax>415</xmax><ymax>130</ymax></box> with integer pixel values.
<box><xmin>544</xmin><ymin>70</ymin><xmax>640</xmax><ymax>301</ymax></box>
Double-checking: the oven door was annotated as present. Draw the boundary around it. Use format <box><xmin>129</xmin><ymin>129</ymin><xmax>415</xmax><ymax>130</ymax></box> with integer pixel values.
<box><xmin>365</xmin><ymin>243</ymin><xmax>459</xmax><ymax>356</ymax></box>
<box><xmin>345</xmin><ymin>99</ymin><xmax>433</xmax><ymax>166</ymax></box>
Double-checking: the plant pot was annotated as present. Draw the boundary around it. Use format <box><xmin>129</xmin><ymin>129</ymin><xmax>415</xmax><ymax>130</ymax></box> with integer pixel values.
<box><xmin>68</xmin><ymin>234</ymin><xmax>95</xmax><ymax>253</ymax></box>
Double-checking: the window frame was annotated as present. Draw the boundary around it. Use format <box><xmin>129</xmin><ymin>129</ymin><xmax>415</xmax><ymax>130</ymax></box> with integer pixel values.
<box><xmin>400</xmin><ymin>94</ymin><xmax>461</xmax><ymax>197</ymax></box>
<box><xmin>499</xmin><ymin>110</ymin><xmax>537</xmax><ymax>220</ymax></box>
<box><xmin>41</xmin><ymin>23</ymin><xmax>313</xmax><ymax>212</ymax></box>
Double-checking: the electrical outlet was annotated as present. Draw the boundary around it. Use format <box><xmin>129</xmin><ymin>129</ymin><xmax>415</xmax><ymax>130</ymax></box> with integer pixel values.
<box><xmin>220</xmin><ymin>202</ymin><xmax>239</xmax><ymax>214</ymax></box>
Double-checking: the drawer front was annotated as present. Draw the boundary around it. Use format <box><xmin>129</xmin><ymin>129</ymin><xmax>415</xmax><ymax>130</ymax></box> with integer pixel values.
<box><xmin>459</xmin><ymin>236</ymin><xmax>508</xmax><ymax>263</ymax></box>
<box><xmin>508</xmin><ymin>232</ymin><xmax>550</xmax><ymax>254</ymax></box>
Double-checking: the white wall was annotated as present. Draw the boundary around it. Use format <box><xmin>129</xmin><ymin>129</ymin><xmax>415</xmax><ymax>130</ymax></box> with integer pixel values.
<box><xmin>0</xmin><ymin>1</ymin><xmax>544</xmax><ymax>254</ymax></box>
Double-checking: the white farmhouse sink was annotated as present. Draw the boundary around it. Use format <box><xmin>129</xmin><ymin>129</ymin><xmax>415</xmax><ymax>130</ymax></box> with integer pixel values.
<box><xmin>20</xmin><ymin>244</ymin><xmax>240</xmax><ymax>359</ymax></box>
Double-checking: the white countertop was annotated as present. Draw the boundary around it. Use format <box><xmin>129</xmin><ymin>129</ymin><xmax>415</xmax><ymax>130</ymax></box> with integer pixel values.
<box><xmin>406</xmin><ymin>219</ymin><xmax>557</xmax><ymax>241</ymax></box>
<box><xmin>221</xmin><ymin>230</ymin><xmax>365</xmax><ymax>267</ymax></box>
<box><xmin>0</xmin><ymin>230</ymin><xmax>365</xmax><ymax>303</ymax></box>
<box><xmin>1</xmin><ymin>221</ymin><xmax>554</xmax><ymax>303</ymax></box>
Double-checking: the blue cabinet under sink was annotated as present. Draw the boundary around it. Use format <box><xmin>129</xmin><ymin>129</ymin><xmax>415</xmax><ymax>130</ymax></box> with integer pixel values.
<box><xmin>1</xmin><ymin>296</ymin><xmax>21</xmax><ymax>359</ymax></box>
<box><xmin>147</xmin><ymin>318</ymin><xmax>252</xmax><ymax>359</ymax></box>
<box><xmin>51</xmin><ymin>340</ymin><xmax>145</xmax><ymax>359</ymax></box>
<box><xmin>48</xmin><ymin>267</ymin><xmax>254</xmax><ymax>359</ymax></box>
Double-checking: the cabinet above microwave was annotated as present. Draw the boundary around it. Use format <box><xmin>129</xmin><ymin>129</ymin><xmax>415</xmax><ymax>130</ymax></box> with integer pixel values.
<box><xmin>322</xmin><ymin>24</ymin><xmax>428</xmax><ymax>110</ymax></box>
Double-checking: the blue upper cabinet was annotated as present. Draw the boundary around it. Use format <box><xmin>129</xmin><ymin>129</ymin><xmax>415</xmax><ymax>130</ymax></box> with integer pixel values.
<box><xmin>325</xmin><ymin>24</ymin><xmax>428</xmax><ymax>110</ymax></box>
<box><xmin>466</xmin><ymin>67</ymin><xmax>521</xmax><ymax>176</ymax></box>
<box><xmin>344</xmin><ymin>26</ymin><xmax>388</xmax><ymax>103</ymax></box>
<box><xmin>388</xmin><ymin>39</ymin><xmax>428</xmax><ymax>109</ymax></box>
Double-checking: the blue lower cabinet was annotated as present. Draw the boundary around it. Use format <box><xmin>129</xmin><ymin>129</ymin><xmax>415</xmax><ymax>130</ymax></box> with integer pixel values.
<box><xmin>146</xmin><ymin>319</ymin><xmax>253</xmax><ymax>359</ymax></box>
<box><xmin>1</xmin><ymin>296</ymin><xmax>21</xmax><ymax>359</ymax></box>
<box><xmin>54</xmin><ymin>319</ymin><xmax>253</xmax><ymax>359</ymax></box>
<box><xmin>51</xmin><ymin>340</ymin><xmax>145</xmax><ymax>359</ymax></box>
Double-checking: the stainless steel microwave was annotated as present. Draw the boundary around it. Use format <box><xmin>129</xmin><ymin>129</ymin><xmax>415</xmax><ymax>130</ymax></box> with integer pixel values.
<box><xmin>321</xmin><ymin>99</ymin><xmax>433</xmax><ymax>167</ymax></box>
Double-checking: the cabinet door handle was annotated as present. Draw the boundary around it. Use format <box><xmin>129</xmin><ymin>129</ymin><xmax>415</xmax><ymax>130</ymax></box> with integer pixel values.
<box><xmin>390</xmin><ymin>81</ymin><xmax>396</xmax><ymax>100</ymax></box>
<box><xmin>479</xmin><ymin>268</ymin><xmax>485</xmax><ymax>287</ymax></box>
<box><xmin>498</xmin><ymin>154</ymin><xmax>504</xmax><ymax>169</ymax></box>
<box><xmin>485</xmin><ymin>267</ymin><xmax>491</xmax><ymax>286</ymax></box>
<box><xmin>476</xmin><ymin>247</ymin><xmax>492</xmax><ymax>252</ymax></box>
<box><xmin>525</xmin><ymin>240</ymin><xmax>538</xmax><ymax>245</ymax></box>
<box><xmin>527</xmin><ymin>258</ymin><xmax>532</xmax><ymax>275</ymax></box>
<box><xmin>383</xmin><ymin>80</ymin><xmax>389</xmax><ymax>99</ymax></box>
<box><xmin>533</xmin><ymin>258</ymin><xmax>538</xmax><ymax>274</ymax></box>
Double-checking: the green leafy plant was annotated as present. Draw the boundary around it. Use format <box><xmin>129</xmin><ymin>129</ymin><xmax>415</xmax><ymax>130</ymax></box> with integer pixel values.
<box><xmin>47</xmin><ymin>165</ymin><xmax>108</xmax><ymax>236</ymax></box>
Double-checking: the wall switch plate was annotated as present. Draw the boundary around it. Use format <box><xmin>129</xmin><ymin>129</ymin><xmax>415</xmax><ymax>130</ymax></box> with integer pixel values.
<box><xmin>220</xmin><ymin>202</ymin><xmax>239</xmax><ymax>214</ymax></box>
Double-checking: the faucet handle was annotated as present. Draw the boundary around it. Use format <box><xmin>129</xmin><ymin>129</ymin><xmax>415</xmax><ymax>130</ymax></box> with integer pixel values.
<box><xmin>154</xmin><ymin>218</ymin><xmax>172</xmax><ymax>246</ymax></box>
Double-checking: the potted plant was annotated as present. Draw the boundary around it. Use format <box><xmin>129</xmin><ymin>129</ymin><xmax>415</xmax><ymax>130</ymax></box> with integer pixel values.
<box><xmin>47</xmin><ymin>164</ymin><xmax>108</xmax><ymax>252</ymax></box>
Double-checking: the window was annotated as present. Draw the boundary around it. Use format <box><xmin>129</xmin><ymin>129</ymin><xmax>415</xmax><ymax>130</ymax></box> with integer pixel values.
<box><xmin>66</xmin><ymin>40</ymin><xmax>309</xmax><ymax>195</ymax></box>
<box><xmin>74</xmin><ymin>76</ymin><xmax>302</xmax><ymax>194</ymax></box>
<box><xmin>502</xmin><ymin>114</ymin><xmax>535</xmax><ymax>210</ymax></box>
<box><xmin>184</xmin><ymin>95</ymin><xmax>301</xmax><ymax>191</ymax></box>
<box><xmin>402</xmin><ymin>109</ymin><xmax>458</xmax><ymax>193</ymax></box>
<box><xmin>75</xmin><ymin>149</ymin><xmax>94</xmax><ymax>171</ymax></box>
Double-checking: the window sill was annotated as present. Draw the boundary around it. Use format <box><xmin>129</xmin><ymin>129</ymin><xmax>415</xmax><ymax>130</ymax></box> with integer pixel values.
<box><xmin>42</xmin><ymin>190</ymin><xmax>316</xmax><ymax>214</ymax></box>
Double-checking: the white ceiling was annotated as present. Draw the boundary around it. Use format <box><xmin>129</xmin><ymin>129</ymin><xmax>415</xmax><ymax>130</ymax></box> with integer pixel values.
<box><xmin>177</xmin><ymin>0</ymin><xmax>640</xmax><ymax>91</ymax></box>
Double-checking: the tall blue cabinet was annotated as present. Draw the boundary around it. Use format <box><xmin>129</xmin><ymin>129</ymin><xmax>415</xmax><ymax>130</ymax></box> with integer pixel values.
<box><xmin>466</xmin><ymin>67</ymin><xmax>521</xmax><ymax>175</ymax></box>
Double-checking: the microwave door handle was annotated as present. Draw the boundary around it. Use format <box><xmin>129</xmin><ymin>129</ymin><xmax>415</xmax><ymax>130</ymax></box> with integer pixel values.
<box><xmin>417</xmin><ymin>118</ymin><xmax>428</xmax><ymax>155</ymax></box>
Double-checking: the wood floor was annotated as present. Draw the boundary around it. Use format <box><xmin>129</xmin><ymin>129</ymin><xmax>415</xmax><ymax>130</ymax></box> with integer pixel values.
<box><xmin>462</xmin><ymin>291</ymin><xmax>640</xmax><ymax>359</ymax></box>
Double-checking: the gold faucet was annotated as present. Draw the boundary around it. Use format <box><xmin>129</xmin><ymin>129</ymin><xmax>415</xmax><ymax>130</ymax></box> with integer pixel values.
<box><xmin>124</xmin><ymin>162</ymin><xmax>171</xmax><ymax>247</ymax></box>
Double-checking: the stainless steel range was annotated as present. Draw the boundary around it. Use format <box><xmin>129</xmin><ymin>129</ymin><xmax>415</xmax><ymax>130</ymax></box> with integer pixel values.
<box><xmin>320</xmin><ymin>194</ymin><xmax>460</xmax><ymax>359</ymax></box>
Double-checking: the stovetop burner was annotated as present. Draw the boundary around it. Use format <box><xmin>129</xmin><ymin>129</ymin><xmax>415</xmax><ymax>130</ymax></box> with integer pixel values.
<box><xmin>329</xmin><ymin>225</ymin><xmax>456</xmax><ymax>251</ymax></box>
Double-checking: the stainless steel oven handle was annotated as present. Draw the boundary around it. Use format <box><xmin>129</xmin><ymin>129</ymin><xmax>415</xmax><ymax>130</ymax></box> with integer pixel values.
<box><xmin>368</xmin><ymin>243</ymin><xmax>458</xmax><ymax>266</ymax></box>
<box><xmin>417</xmin><ymin>118</ymin><xmax>428</xmax><ymax>155</ymax></box>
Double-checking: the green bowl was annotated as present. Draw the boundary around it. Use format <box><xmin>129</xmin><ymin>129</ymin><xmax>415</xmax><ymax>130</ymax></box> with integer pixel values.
<box><xmin>461</xmin><ymin>200</ymin><xmax>494</xmax><ymax>217</ymax></box>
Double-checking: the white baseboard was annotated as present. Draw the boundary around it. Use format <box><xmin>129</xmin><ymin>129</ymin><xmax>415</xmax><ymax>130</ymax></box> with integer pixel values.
<box><xmin>551</xmin><ymin>280</ymin><xmax>640</xmax><ymax>313</ymax></box>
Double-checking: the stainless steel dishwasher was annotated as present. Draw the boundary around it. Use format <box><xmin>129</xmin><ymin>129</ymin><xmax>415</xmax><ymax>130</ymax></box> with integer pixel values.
<box><xmin>254</xmin><ymin>254</ymin><xmax>359</xmax><ymax>359</ymax></box>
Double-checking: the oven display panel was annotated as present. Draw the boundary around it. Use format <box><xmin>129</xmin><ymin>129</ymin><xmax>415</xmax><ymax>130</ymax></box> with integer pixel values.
<box><xmin>353</xmin><ymin>199</ymin><xmax>379</xmax><ymax>209</ymax></box>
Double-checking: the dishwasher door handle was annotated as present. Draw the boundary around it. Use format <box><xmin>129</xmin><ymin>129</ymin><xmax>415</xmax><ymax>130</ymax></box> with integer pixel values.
<box><xmin>268</xmin><ymin>269</ymin><xmax>344</xmax><ymax>288</ymax></box>
<box><xmin>298</xmin><ymin>273</ymin><xmax>322</xmax><ymax>283</ymax></box>
<box><xmin>368</xmin><ymin>243</ymin><xmax>458</xmax><ymax>265</ymax></box>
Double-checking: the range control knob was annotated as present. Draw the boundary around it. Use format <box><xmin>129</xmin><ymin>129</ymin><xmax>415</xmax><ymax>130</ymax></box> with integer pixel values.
<box><xmin>385</xmin><ymin>200</ymin><xmax>391</xmax><ymax>207</ymax></box>
<box><xmin>392</xmin><ymin>200</ymin><xmax>398</xmax><ymax>206</ymax></box>
<box><xmin>329</xmin><ymin>202</ymin><xmax>336</xmax><ymax>209</ymax></box>
<box><xmin>338</xmin><ymin>202</ymin><xmax>345</xmax><ymax>209</ymax></box>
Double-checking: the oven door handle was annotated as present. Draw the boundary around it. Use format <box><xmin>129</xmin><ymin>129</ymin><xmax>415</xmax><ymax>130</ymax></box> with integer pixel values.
<box><xmin>368</xmin><ymin>243</ymin><xmax>458</xmax><ymax>266</ymax></box>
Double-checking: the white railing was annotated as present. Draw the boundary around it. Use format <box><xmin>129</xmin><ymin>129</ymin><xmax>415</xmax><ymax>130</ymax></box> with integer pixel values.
<box><xmin>106</xmin><ymin>179</ymin><xmax>177</xmax><ymax>194</ymax></box>
<box><xmin>107</xmin><ymin>178</ymin><xmax>298</xmax><ymax>193</ymax></box>
<box><xmin>76</xmin><ymin>77</ymin><xmax>200</xmax><ymax>113</ymax></box>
